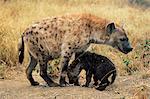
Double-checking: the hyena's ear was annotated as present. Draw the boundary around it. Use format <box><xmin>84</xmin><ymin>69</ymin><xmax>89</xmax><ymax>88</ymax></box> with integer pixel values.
<box><xmin>106</xmin><ymin>22</ymin><xmax>116</xmax><ymax>34</ymax></box>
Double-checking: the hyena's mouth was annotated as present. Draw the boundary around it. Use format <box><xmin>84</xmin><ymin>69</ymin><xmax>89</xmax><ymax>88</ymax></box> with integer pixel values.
<box><xmin>116</xmin><ymin>45</ymin><xmax>129</xmax><ymax>54</ymax></box>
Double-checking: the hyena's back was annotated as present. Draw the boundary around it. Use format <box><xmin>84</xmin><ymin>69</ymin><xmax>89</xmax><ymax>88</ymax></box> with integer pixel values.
<box><xmin>21</xmin><ymin>13</ymin><xmax>108</xmax><ymax>60</ymax></box>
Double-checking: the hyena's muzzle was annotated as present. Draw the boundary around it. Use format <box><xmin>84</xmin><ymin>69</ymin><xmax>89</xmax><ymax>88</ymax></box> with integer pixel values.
<box><xmin>116</xmin><ymin>38</ymin><xmax>133</xmax><ymax>54</ymax></box>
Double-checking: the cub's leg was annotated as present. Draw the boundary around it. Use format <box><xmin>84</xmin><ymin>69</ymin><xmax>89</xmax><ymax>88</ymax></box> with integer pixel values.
<box><xmin>96</xmin><ymin>79</ymin><xmax>110</xmax><ymax>91</ymax></box>
<box><xmin>82</xmin><ymin>70</ymin><xmax>92</xmax><ymax>87</ymax></box>
<box><xmin>93</xmin><ymin>75</ymin><xmax>98</xmax><ymax>86</ymax></box>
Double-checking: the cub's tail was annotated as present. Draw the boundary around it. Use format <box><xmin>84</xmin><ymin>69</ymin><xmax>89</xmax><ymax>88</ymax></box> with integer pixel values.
<box><xmin>18</xmin><ymin>35</ymin><xmax>24</xmax><ymax>64</ymax></box>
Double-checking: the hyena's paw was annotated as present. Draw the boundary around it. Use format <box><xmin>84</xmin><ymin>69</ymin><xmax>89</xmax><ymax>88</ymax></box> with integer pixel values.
<box><xmin>60</xmin><ymin>81</ymin><xmax>69</xmax><ymax>87</ymax></box>
<box><xmin>74</xmin><ymin>83</ymin><xmax>80</xmax><ymax>86</ymax></box>
<box><xmin>60</xmin><ymin>79</ymin><xmax>69</xmax><ymax>87</ymax></box>
<box><xmin>31</xmin><ymin>81</ymin><xmax>39</xmax><ymax>86</ymax></box>
<box><xmin>96</xmin><ymin>85</ymin><xmax>107</xmax><ymax>91</ymax></box>
<box><xmin>82</xmin><ymin>84</ymin><xmax>88</xmax><ymax>87</ymax></box>
<box><xmin>48</xmin><ymin>82</ymin><xmax>59</xmax><ymax>87</ymax></box>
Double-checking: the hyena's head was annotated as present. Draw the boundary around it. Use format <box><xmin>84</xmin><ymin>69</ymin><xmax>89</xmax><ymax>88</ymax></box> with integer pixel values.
<box><xmin>105</xmin><ymin>23</ymin><xmax>133</xmax><ymax>54</ymax></box>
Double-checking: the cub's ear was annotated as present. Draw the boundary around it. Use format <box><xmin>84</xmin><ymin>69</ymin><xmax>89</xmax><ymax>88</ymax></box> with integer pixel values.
<box><xmin>106</xmin><ymin>22</ymin><xmax>116</xmax><ymax>34</ymax></box>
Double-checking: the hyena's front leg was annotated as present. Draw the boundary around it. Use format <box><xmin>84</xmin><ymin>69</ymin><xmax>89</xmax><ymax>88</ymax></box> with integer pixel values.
<box><xmin>39</xmin><ymin>57</ymin><xmax>59</xmax><ymax>87</ymax></box>
<box><xmin>59</xmin><ymin>56</ymin><xmax>70</xmax><ymax>87</ymax></box>
<box><xmin>59</xmin><ymin>45</ymin><xmax>74</xmax><ymax>87</ymax></box>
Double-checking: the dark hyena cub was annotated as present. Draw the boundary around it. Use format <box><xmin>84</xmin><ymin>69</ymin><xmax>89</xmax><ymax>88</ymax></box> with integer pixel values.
<box><xmin>67</xmin><ymin>51</ymin><xmax>117</xmax><ymax>91</ymax></box>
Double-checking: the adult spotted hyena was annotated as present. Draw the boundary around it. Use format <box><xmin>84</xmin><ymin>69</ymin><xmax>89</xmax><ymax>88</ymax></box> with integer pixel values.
<box><xmin>67</xmin><ymin>51</ymin><xmax>117</xmax><ymax>91</ymax></box>
<box><xmin>18</xmin><ymin>13</ymin><xmax>132</xmax><ymax>87</ymax></box>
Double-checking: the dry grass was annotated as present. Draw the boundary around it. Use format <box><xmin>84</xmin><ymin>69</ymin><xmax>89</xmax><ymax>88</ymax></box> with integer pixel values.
<box><xmin>0</xmin><ymin>0</ymin><xmax>149</xmax><ymax>77</ymax></box>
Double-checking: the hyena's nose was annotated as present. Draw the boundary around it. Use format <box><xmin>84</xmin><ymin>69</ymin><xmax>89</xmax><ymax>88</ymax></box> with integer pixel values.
<box><xmin>126</xmin><ymin>47</ymin><xmax>133</xmax><ymax>52</ymax></box>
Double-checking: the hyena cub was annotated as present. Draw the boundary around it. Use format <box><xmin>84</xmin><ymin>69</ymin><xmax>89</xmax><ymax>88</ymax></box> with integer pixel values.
<box><xmin>67</xmin><ymin>51</ymin><xmax>117</xmax><ymax>91</ymax></box>
<box><xmin>18</xmin><ymin>13</ymin><xmax>132</xmax><ymax>87</ymax></box>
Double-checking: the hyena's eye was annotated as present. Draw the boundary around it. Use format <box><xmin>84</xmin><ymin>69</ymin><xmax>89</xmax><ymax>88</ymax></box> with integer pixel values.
<box><xmin>120</xmin><ymin>38</ymin><xmax>127</xmax><ymax>41</ymax></box>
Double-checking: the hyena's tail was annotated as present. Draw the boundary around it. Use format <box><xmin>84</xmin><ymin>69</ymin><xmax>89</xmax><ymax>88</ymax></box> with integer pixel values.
<box><xmin>110</xmin><ymin>70</ymin><xmax>117</xmax><ymax>84</ymax></box>
<box><xmin>18</xmin><ymin>35</ymin><xmax>24</xmax><ymax>64</ymax></box>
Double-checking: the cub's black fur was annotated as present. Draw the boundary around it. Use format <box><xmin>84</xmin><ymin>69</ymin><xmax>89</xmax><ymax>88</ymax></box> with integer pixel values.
<box><xmin>67</xmin><ymin>51</ymin><xmax>117</xmax><ymax>91</ymax></box>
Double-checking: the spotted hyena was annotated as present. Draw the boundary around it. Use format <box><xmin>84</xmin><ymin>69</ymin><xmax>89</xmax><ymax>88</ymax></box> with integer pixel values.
<box><xmin>18</xmin><ymin>13</ymin><xmax>132</xmax><ymax>87</ymax></box>
<box><xmin>67</xmin><ymin>51</ymin><xmax>117</xmax><ymax>91</ymax></box>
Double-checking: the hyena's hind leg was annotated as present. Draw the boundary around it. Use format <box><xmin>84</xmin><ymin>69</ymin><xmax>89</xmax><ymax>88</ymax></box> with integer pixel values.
<box><xmin>39</xmin><ymin>56</ymin><xmax>59</xmax><ymax>87</ymax></box>
<box><xmin>26</xmin><ymin>53</ymin><xmax>39</xmax><ymax>86</ymax></box>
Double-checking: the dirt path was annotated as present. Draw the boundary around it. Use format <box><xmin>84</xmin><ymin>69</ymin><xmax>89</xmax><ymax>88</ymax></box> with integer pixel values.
<box><xmin>0</xmin><ymin>73</ymin><xmax>150</xmax><ymax>99</ymax></box>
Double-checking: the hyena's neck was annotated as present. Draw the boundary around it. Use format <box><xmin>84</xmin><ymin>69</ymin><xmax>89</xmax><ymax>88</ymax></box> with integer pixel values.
<box><xmin>89</xmin><ymin>37</ymin><xmax>106</xmax><ymax>44</ymax></box>
<box><xmin>89</xmin><ymin>29</ymin><xmax>110</xmax><ymax>45</ymax></box>
<box><xmin>86</xmin><ymin>15</ymin><xmax>110</xmax><ymax>45</ymax></box>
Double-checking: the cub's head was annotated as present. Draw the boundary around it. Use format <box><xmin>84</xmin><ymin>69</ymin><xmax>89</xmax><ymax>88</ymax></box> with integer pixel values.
<box><xmin>105</xmin><ymin>23</ymin><xmax>133</xmax><ymax>54</ymax></box>
<box><xmin>67</xmin><ymin>63</ymin><xmax>80</xmax><ymax>85</ymax></box>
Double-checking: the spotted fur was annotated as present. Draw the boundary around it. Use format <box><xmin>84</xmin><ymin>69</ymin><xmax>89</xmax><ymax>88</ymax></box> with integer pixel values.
<box><xmin>18</xmin><ymin>13</ymin><xmax>132</xmax><ymax>87</ymax></box>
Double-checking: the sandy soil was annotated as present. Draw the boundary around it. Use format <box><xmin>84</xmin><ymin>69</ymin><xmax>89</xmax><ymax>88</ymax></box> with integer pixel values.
<box><xmin>0</xmin><ymin>72</ymin><xmax>150</xmax><ymax>99</ymax></box>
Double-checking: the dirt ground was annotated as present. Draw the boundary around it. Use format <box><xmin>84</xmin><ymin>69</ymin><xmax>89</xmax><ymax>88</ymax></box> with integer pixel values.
<box><xmin>0</xmin><ymin>72</ymin><xmax>150</xmax><ymax>99</ymax></box>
